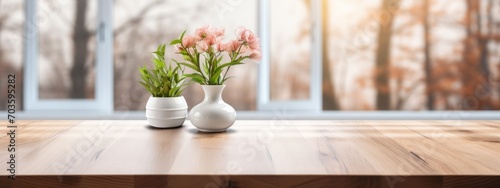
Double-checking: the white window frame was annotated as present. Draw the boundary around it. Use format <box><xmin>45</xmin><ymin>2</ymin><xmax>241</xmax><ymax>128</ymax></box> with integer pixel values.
<box><xmin>23</xmin><ymin>0</ymin><xmax>113</xmax><ymax>113</ymax></box>
<box><xmin>257</xmin><ymin>0</ymin><xmax>322</xmax><ymax>112</ymax></box>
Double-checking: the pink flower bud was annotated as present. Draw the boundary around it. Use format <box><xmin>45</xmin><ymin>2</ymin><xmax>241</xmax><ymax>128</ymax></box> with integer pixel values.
<box><xmin>174</xmin><ymin>44</ymin><xmax>182</xmax><ymax>53</ymax></box>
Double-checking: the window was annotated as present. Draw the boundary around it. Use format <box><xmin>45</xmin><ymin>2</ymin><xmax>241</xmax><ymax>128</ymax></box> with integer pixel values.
<box><xmin>3</xmin><ymin>0</ymin><xmax>500</xmax><ymax>118</ymax></box>
<box><xmin>324</xmin><ymin>0</ymin><xmax>500</xmax><ymax>110</ymax></box>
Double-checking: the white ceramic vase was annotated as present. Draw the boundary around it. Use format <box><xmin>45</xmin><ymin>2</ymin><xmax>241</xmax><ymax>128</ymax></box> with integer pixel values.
<box><xmin>189</xmin><ymin>85</ymin><xmax>236</xmax><ymax>132</ymax></box>
<box><xmin>146</xmin><ymin>96</ymin><xmax>187</xmax><ymax>128</ymax></box>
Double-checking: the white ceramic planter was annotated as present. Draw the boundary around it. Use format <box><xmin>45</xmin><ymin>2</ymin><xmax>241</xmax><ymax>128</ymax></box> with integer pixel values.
<box><xmin>189</xmin><ymin>85</ymin><xmax>236</xmax><ymax>132</ymax></box>
<box><xmin>146</xmin><ymin>96</ymin><xmax>187</xmax><ymax>128</ymax></box>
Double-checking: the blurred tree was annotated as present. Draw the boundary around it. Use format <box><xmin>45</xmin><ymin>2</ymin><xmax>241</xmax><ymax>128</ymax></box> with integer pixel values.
<box><xmin>422</xmin><ymin>0</ymin><xmax>434</xmax><ymax>110</ymax></box>
<box><xmin>322</xmin><ymin>0</ymin><xmax>339</xmax><ymax>110</ymax></box>
<box><xmin>461</xmin><ymin>0</ymin><xmax>493</xmax><ymax>110</ymax></box>
<box><xmin>70</xmin><ymin>0</ymin><xmax>90</xmax><ymax>98</ymax></box>
<box><xmin>375</xmin><ymin>0</ymin><xmax>400</xmax><ymax>110</ymax></box>
<box><xmin>477</xmin><ymin>0</ymin><xmax>492</xmax><ymax>109</ymax></box>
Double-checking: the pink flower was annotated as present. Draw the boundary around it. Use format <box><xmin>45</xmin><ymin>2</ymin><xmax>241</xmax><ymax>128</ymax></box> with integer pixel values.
<box><xmin>214</xmin><ymin>27</ymin><xmax>225</xmax><ymax>37</ymax></box>
<box><xmin>215</xmin><ymin>42</ymin><xmax>227</xmax><ymax>52</ymax></box>
<box><xmin>248</xmin><ymin>38</ymin><xmax>260</xmax><ymax>51</ymax></box>
<box><xmin>236</xmin><ymin>26</ymin><xmax>260</xmax><ymax>51</ymax></box>
<box><xmin>204</xmin><ymin>34</ymin><xmax>219</xmax><ymax>46</ymax></box>
<box><xmin>182</xmin><ymin>35</ymin><xmax>197</xmax><ymax>48</ymax></box>
<box><xmin>195</xmin><ymin>25</ymin><xmax>211</xmax><ymax>40</ymax></box>
<box><xmin>196</xmin><ymin>40</ymin><xmax>210</xmax><ymax>52</ymax></box>
<box><xmin>236</xmin><ymin>27</ymin><xmax>255</xmax><ymax>42</ymax></box>
<box><xmin>250</xmin><ymin>50</ymin><xmax>262</xmax><ymax>62</ymax></box>
<box><xmin>235</xmin><ymin>27</ymin><xmax>248</xmax><ymax>40</ymax></box>
<box><xmin>194</xmin><ymin>25</ymin><xmax>225</xmax><ymax>41</ymax></box>
<box><xmin>225</xmin><ymin>40</ymin><xmax>241</xmax><ymax>52</ymax></box>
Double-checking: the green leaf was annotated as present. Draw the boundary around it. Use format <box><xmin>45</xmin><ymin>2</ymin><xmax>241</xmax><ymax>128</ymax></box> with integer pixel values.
<box><xmin>222</xmin><ymin>76</ymin><xmax>235</xmax><ymax>83</ymax></box>
<box><xmin>216</xmin><ymin>55</ymin><xmax>224</xmax><ymax>66</ymax></box>
<box><xmin>180</xmin><ymin>51</ymin><xmax>189</xmax><ymax>56</ymax></box>
<box><xmin>139</xmin><ymin>81</ymin><xmax>150</xmax><ymax>90</ymax></box>
<box><xmin>153</xmin><ymin>58</ymin><xmax>165</xmax><ymax>68</ymax></box>
<box><xmin>213</xmin><ymin>68</ymin><xmax>224</xmax><ymax>82</ymax></box>
<box><xmin>169</xmin><ymin>39</ymin><xmax>181</xmax><ymax>45</ymax></box>
<box><xmin>185</xmin><ymin>73</ymin><xmax>205</xmax><ymax>80</ymax></box>
<box><xmin>185</xmin><ymin>73</ymin><xmax>205</xmax><ymax>84</ymax></box>
<box><xmin>213</xmin><ymin>61</ymin><xmax>244</xmax><ymax>76</ymax></box>
<box><xmin>179</xmin><ymin>62</ymin><xmax>200</xmax><ymax>72</ymax></box>
<box><xmin>160</xmin><ymin>44</ymin><xmax>166</xmax><ymax>54</ymax></box>
<box><xmin>203</xmin><ymin>62</ymin><xmax>210</xmax><ymax>76</ymax></box>
<box><xmin>208</xmin><ymin>64</ymin><xmax>224</xmax><ymax>84</ymax></box>
<box><xmin>218</xmin><ymin>75</ymin><xmax>223</xmax><ymax>84</ymax></box>
<box><xmin>180</xmin><ymin>30</ymin><xmax>186</xmax><ymax>40</ymax></box>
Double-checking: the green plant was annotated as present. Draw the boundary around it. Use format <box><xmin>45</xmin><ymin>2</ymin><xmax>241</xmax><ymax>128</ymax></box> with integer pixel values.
<box><xmin>139</xmin><ymin>44</ymin><xmax>188</xmax><ymax>97</ymax></box>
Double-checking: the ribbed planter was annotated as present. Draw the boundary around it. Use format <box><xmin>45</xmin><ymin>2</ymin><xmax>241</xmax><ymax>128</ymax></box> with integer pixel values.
<box><xmin>146</xmin><ymin>96</ymin><xmax>187</xmax><ymax>128</ymax></box>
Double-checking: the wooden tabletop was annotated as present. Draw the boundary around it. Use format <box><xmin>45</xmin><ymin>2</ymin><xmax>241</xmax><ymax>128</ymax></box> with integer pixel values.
<box><xmin>1</xmin><ymin>120</ymin><xmax>500</xmax><ymax>177</ymax></box>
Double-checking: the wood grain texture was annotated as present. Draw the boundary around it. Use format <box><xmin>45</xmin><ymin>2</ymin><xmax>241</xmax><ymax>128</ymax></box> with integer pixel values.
<box><xmin>1</xmin><ymin>120</ymin><xmax>500</xmax><ymax>187</ymax></box>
